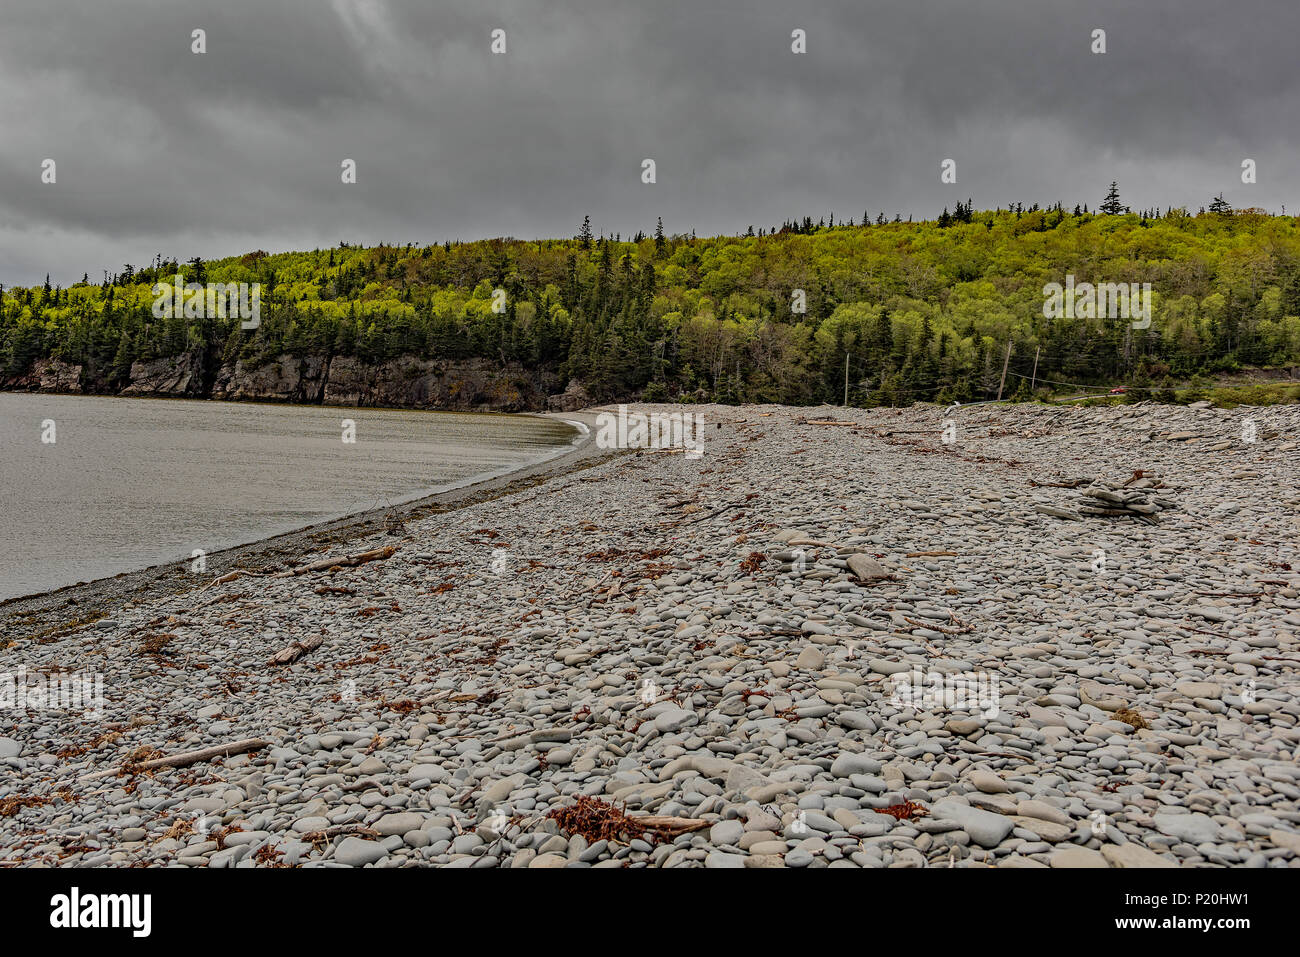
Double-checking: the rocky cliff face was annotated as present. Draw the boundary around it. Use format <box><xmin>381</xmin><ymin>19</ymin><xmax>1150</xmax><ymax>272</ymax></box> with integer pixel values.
<box><xmin>1</xmin><ymin>359</ymin><xmax>84</xmax><ymax>393</ymax></box>
<box><xmin>4</xmin><ymin>351</ymin><xmax>571</xmax><ymax>412</ymax></box>
<box><xmin>211</xmin><ymin>355</ymin><xmax>328</xmax><ymax>404</ymax></box>
<box><xmin>40</xmin><ymin>359</ymin><xmax>84</xmax><ymax>393</ymax></box>
<box><xmin>119</xmin><ymin>353</ymin><xmax>205</xmax><ymax>397</ymax></box>
<box><xmin>321</xmin><ymin>356</ymin><xmax>549</xmax><ymax>411</ymax></box>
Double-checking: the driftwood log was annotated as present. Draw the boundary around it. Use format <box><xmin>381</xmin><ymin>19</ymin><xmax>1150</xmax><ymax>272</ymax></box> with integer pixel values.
<box><xmin>79</xmin><ymin>738</ymin><xmax>270</xmax><ymax>782</ymax></box>
<box><xmin>301</xmin><ymin>824</ymin><xmax>380</xmax><ymax>842</ymax></box>
<box><xmin>271</xmin><ymin>546</ymin><xmax>398</xmax><ymax>578</ymax></box>
<box><xmin>266</xmin><ymin>634</ymin><xmax>324</xmax><ymax>666</ymax></box>
<box><xmin>201</xmin><ymin>569</ymin><xmax>268</xmax><ymax>591</ymax></box>
<box><xmin>633</xmin><ymin>815</ymin><xmax>710</xmax><ymax>836</ymax></box>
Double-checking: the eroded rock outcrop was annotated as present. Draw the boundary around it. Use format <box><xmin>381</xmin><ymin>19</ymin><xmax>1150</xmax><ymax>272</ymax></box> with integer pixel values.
<box><xmin>1</xmin><ymin>359</ymin><xmax>84</xmax><ymax>393</ymax></box>
<box><xmin>323</xmin><ymin>357</ymin><xmax>549</xmax><ymax>411</ymax></box>
<box><xmin>119</xmin><ymin>352</ymin><xmax>205</xmax><ymax>397</ymax></box>
<box><xmin>546</xmin><ymin>378</ymin><xmax>591</xmax><ymax>412</ymax></box>
<box><xmin>4</xmin><ymin>350</ymin><xmax>571</xmax><ymax>412</ymax></box>
<box><xmin>211</xmin><ymin>355</ymin><xmax>329</xmax><ymax>403</ymax></box>
<box><xmin>37</xmin><ymin>359</ymin><xmax>83</xmax><ymax>393</ymax></box>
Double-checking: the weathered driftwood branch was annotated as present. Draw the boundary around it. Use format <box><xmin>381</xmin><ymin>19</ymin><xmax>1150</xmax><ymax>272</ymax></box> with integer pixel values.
<box><xmin>798</xmin><ymin>418</ymin><xmax>857</xmax><ymax>427</ymax></box>
<box><xmin>301</xmin><ymin>824</ymin><xmax>381</xmax><ymax>844</ymax></box>
<box><xmin>1027</xmin><ymin>477</ymin><xmax>1093</xmax><ymax>488</ymax></box>
<box><xmin>676</xmin><ymin>499</ymin><xmax>752</xmax><ymax>527</ymax></box>
<box><xmin>80</xmin><ymin>738</ymin><xmax>270</xmax><ymax>782</ymax></box>
<box><xmin>904</xmin><ymin>615</ymin><xmax>973</xmax><ymax>635</ymax></box>
<box><xmin>266</xmin><ymin>634</ymin><xmax>324</xmax><ymax>666</ymax></box>
<box><xmin>201</xmin><ymin>569</ymin><xmax>268</xmax><ymax>591</ymax></box>
<box><xmin>633</xmin><ymin>815</ymin><xmax>710</xmax><ymax>835</ymax></box>
<box><xmin>271</xmin><ymin>546</ymin><xmax>398</xmax><ymax>578</ymax></box>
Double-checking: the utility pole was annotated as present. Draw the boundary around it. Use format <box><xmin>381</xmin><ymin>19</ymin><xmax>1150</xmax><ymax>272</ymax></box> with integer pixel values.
<box><xmin>996</xmin><ymin>341</ymin><xmax>1012</xmax><ymax>401</ymax></box>
<box><xmin>1030</xmin><ymin>345</ymin><xmax>1041</xmax><ymax>392</ymax></box>
<box><xmin>844</xmin><ymin>353</ymin><xmax>850</xmax><ymax>406</ymax></box>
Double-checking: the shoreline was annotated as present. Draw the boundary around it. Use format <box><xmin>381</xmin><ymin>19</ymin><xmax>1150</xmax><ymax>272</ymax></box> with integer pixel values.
<box><xmin>1</xmin><ymin>401</ymin><xmax>1297</xmax><ymax>869</ymax></box>
<box><xmin>0</xmin><ymin>409</ymin><xmax>608</xmax><ymax>641</ymax></box>
<box><xmin>4</xmin><ymin>362</ymin><xmax>1296</xmax><ymax>411</ymax></box>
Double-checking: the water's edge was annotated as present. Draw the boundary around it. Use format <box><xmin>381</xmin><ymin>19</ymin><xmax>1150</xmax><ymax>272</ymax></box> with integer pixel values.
<box><xmin>0</xmin><ymin>411</ymin><xmax>604</xmax><ymax>629</ymax></box>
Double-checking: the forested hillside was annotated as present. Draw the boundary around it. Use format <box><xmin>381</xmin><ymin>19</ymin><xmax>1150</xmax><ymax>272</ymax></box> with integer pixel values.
<box><xmin>4</xmin><ymin>202</ymin><xmax>1300</xmax><ymax>407</ymax></box>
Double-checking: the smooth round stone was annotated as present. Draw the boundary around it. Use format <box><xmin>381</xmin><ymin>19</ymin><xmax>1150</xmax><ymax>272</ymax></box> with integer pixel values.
<box><xmin>705</xmin><ymin>851</ymin><xmax>746</xmax><ymax>868</ymax></box>
<box><xmin>709</xmin><ymin>820</ymin><xmax>744</xmax><ymax>846</ymax></box>
<box><xmin>334</xmin><ymin>837</ymin><xmax>389</xmax><ymax>867</ymax></box>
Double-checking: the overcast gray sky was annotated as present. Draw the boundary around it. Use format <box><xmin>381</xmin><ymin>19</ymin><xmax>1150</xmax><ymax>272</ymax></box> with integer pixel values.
<box><xmin>2</xmin><ymin>0</ymin><xmax>1298</xmax><ymax>287</ymax></box>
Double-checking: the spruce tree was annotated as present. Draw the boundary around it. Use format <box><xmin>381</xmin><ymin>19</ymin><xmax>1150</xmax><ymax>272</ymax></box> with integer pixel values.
<box><xmin>1100</xmin><ymin>182</ymin><xmax>1124</xmax><ymax>215</ymax></box>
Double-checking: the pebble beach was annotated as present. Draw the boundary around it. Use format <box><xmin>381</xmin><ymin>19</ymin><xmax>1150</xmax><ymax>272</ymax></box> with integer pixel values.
<box><xmin>2</xmin><ymin>400</ymin><xmax>1299</xmax><ymax>868</ymax></box>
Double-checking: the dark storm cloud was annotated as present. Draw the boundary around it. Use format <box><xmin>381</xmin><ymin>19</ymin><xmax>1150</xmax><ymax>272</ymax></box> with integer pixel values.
<box><xmin>2</xmin><ymin>0</ymin><xmax>1298</xmax><ymax>286</ymax></box>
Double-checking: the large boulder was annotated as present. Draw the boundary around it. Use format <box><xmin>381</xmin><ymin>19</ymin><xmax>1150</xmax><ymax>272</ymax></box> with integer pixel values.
<box><xmin>546</xmin><ymin>379</ymin><xmax>590</xmax><ymax>412</ymax></box>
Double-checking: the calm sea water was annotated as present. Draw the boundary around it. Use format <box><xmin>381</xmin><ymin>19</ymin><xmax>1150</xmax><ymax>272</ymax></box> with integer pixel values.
<box><xmin>0</xmin><ymin>393</ymin><xmax>580</xmax><ymax>601</ymax></box>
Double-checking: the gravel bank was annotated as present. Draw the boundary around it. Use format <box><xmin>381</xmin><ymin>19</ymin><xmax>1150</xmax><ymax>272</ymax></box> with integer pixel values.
<box><xmin>2</xmin><ymin>401</ymin><xmax>1299</xmax><ymax>868</ymax></box>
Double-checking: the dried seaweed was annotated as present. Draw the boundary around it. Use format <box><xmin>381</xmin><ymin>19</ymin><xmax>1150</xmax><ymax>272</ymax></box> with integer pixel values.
<box><xmin>876</xmin><ymin>800</ymin><xmax>929</xmax><ymax>821</ymax></box>
<box><xmin>1114</xmin><ymin>707</ymin><xmax>1150</xmax><ymax>730</ymax></box>
<box><xmin>546</xmin><ymin>795</ymin><xmax>646</xmax><ymax>843</ymax></box>
<box><xmin>137</xmin><ymin>632</ymin><xmax>176</xmax><ymax>657</ymax></box>
<box><xmin>0</xmin><ymin>795</ymin><xmax>51</xmax><ymax>818</ymax></box>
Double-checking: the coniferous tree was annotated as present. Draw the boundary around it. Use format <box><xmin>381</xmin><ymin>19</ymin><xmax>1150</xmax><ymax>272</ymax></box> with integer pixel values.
<box><xmin>1208</xmin><ymin>194</ymin><xmax>1233</xmax><ymax>215</ymax></box>
<box><xmin>1100</xmin><ymin>182</ymin><xmax>1124</xmax><ymax>215</ymax></box>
